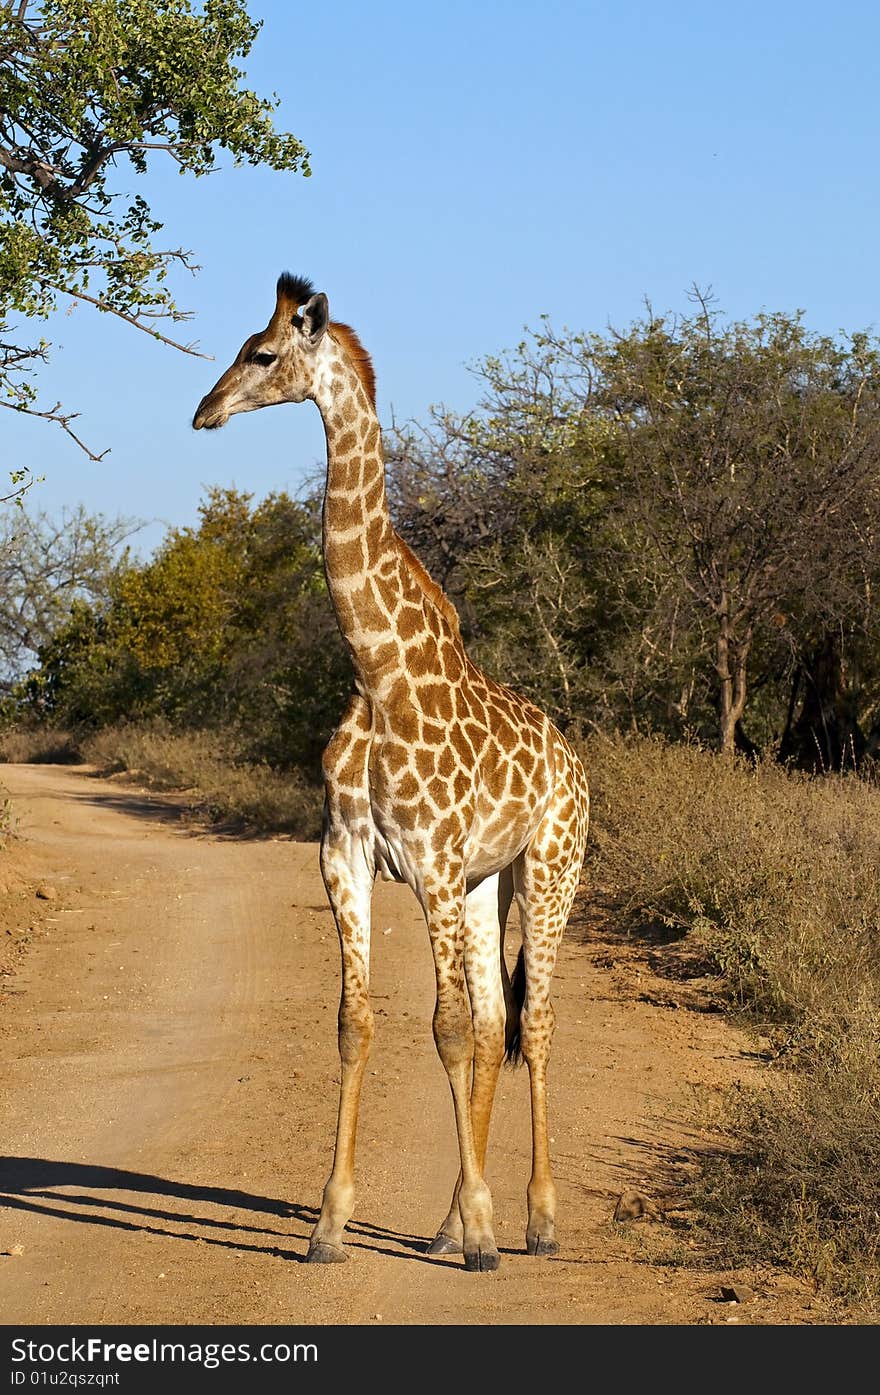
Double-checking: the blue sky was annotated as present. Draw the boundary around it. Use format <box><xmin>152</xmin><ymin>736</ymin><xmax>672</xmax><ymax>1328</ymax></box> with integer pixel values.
<box><xmin>7</xmin><ymin>0</ymin><xmax>880</xmax><ymax>554</ymax></box>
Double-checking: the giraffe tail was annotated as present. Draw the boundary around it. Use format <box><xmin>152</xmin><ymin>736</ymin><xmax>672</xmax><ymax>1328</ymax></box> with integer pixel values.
<box><xmin>503</xmin><ymin>946</ymin><xmax>526</xmax><ymax>1065</ymax></box>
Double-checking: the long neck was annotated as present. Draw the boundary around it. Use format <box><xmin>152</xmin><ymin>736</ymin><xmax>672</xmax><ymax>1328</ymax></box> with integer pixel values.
<box><xmin>313</xmin><ymin>337</ymin><xmax>414</xmax><ymax>693</ymax></box>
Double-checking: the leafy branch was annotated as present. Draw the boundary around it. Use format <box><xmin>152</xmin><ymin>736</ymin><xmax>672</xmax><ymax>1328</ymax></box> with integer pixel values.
<box><xmin>0</xmin><ymin>0</ymin><xmax>310</xmax><ymax>464</ymax></box>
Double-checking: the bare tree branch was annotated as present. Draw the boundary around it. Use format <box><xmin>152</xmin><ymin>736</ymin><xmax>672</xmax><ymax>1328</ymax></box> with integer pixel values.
<box><xmin>0</xmin><ymin>398</ymin><xmax>109</xmax><ymax>461</ymax></box>
<box><xmin>46</xmin><ymin>284</ymin><xmax>210</xmax><ymax>358</ymax></box>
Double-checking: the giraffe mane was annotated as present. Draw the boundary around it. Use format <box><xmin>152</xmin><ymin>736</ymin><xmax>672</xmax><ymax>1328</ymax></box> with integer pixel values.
<box><xmin>396</xmin><ymin>536</ymin><xmax>462</xmax><ymax>637</ymax></box>
<box><xmin>330</xmin><ymin>321</ymin><xmax>377</xmax><ymax>407</ymax></box>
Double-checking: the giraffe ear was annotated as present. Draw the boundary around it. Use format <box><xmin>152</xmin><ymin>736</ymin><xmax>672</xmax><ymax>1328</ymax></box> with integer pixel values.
<box><xmin>300</xmin><ymin>292</ymin><xmax>329</xmax><ymax>346</ymax></box>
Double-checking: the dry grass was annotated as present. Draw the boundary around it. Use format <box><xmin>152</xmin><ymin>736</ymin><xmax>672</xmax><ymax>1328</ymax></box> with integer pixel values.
<box><xmin>581</xmin><ymin>732</ymin><xmax>880</xmax><ymax>1311</ymax></box>
<box><xmin>82</xmin><ymin>722</ymin><xmax>323</xmax><ymax>838</ymax></box>
<box><xmin>583</xmin><ymin>732</ymin><xmax>880</xmax><ymax>1021</ymax></box>
<box><xmin>694</xmin><ymin>1011</ymin><xmax>880</xmax><ymax>1313</ymax></box>
<box><xmin>0</xmin><ymin>725</ymin><xmax>82</xmax><ymax>764</ymax></box>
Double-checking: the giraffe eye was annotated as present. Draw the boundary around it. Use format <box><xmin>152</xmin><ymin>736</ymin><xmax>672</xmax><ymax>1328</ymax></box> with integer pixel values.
<box><xmin>251</xmin><ymin>351</ymin><xmax>277</xmax><ymax>367</ymax></box>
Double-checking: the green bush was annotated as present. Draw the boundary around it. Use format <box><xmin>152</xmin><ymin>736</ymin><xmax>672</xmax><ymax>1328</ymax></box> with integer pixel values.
<box><xmin>21</xmin><ymin>489</ymin><xmax>352</xmax><ymax>780</ymax></box>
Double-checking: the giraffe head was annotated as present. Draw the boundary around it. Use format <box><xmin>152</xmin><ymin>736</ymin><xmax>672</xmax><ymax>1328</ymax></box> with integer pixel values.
<box><xmin>192</xmin><ymin>273</ymin><xmax>331</xmax><ymax>429</ymax></box>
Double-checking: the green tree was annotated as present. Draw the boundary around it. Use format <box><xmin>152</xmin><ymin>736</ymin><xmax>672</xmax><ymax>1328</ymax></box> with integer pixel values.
<box><xmin>0</xmin><ymin>0</ymin><xmax>309</xmax><ymax>478</ymax></box>
<box><xmin>589</xmin><ymin>300</ymin><xmax>880</xmax><ymax>753</ymax></box>
<box><xmin>219</xmin><ymin>489</ymin><xmax>352</xmax><ymax>771</ymax></box>
<box><xmin>29</xmin><ymin>487</ymin><xmax>351</xmax><ymax>777</ymax></box>
<box><xmin>390</xmin><ymin>303</ymin><xmax>880</xmax><ymax>757</ymax></box>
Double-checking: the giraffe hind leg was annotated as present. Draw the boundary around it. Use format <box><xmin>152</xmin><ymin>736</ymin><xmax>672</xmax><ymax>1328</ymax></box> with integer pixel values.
<box><xmin>514</xmin><ymin>842</ymin><xmax>583</xmax><ymax>1259</ymax></box>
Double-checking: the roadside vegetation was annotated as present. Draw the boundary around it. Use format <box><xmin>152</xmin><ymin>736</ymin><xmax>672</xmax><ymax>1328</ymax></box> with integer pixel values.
<box><xmin>585</xmin><ymin>733</ymin><xmax>880</xmax><ymax>1312</ymax></box>
<box><xmin>82</xmin><ymin>722</ymin><xmax>322</xmax><ymax>835</ymax></box>
<box><xmin>3</xmin><ymin>298</ymin><xmax>880</xmax><ymax>1310</ymax></box>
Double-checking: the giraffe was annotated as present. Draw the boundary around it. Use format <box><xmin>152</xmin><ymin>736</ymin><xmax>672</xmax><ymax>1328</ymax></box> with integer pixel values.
<box><xmin>193</xmin><ymin>274</ymin><xmax>589</xmax><ymax>1271</ymax></box>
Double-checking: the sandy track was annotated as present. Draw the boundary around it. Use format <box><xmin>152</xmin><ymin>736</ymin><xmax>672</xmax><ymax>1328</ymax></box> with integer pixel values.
<box><xmin>0</xmin><ymin>764</ymin><xmax>818</xmax><ymax>1325</ymax></box>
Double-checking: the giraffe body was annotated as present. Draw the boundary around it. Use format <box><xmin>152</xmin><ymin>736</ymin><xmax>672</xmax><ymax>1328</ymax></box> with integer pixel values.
<box><xmin>193</xmin><ymin>274</ymin><xmax>589</xmax><ymax>1269</ymax></box>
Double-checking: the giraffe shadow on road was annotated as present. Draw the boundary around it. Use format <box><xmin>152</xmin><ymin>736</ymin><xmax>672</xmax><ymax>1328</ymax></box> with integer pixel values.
<box><xmin>0</xmin><ymin>1156</ymin><xmax>464</xmax><ymax>1267</ymax></box>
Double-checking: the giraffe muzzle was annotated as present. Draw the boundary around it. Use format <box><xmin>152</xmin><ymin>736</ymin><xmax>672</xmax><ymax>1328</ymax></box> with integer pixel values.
<box><xmin>192</xmin><ymin>395</ymin><xmax>229</xmax><ymax>430</ymax></box>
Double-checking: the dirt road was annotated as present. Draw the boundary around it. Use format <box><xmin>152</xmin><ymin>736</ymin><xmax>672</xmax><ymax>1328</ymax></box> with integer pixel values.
<box><xmin>0</xmin><ymin>764</ymin><xmax>817</xmax><ymax>1325</ymax></box>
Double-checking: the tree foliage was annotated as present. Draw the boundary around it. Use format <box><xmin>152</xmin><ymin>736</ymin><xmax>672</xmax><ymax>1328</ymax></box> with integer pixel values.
<box><xmin>389</xmin><ymin>300</ymin><xmax>880</xmax><ymax>762</ymax></box>
<box><xmin>24</xmin><ymin>488</ymin><xmax>351</xmax><ymax>775</ymax></box>
<box><xmin>0</xmin><ymin>0</ymin><xmax>309</xmax><ymax>466</ymax></box>
<box><xmin>591</xmin><ymin>299</ymin><xmax>880</xmax><ymax>752</ymax></box>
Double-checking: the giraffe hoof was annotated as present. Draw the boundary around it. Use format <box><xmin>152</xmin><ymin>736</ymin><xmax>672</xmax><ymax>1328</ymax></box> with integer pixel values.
<box><xmin>306</xmin><ymin>1241</ymin><xmax>348</xmax><ymax>1264</ymax></box>
<box><xmin>526</xmin><ymin>1234</ymin><xmax>559</xmax><ymax>1257</ymax></box>
<box><xmin>427</xmin><ymin>1232</ymin><xmax>463</xmax><ymax>1256</ymax></box>
<box><xmin>463</xmin><ymin>1246</ymin><xmax>501</xmax><ymax>1272</ymax></box>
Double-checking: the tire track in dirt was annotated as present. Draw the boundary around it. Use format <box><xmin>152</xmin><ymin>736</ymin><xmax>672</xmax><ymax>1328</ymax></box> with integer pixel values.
<box><xmin>0</xmin><ymin>764</ymin><xmax>819</xmax><ymax>1325</ymax></box>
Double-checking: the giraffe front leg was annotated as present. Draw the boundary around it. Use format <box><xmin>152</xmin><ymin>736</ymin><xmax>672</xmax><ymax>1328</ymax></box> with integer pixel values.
<box><xmin>425</xmin><ymin>880</ymin><xmax>500</xmax><ymax>1272</ymax></box>
<box><xmin>307</xmin><ymin>830</ymin><xmax>374</xmax><ymax>1264</ymax></box>
<box><xmin>427</xmin><ymin>1011</ymin><xmax>505</xmax><ymax>1257</ymax></box>
<box><xmin>428</xmin><ymin>872</ymin><xmax>508</xmax><ymax>1258</ymax></box>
